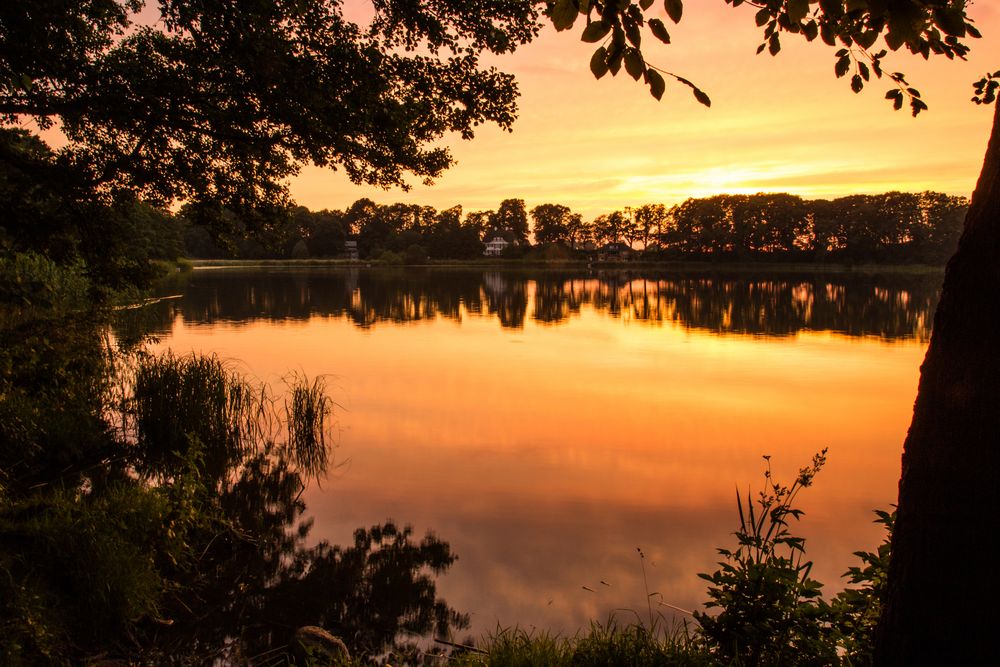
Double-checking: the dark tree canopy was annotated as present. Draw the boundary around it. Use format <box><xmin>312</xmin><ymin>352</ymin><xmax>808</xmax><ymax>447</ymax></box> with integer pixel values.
<box><xmin>531</xmin><ymin>203</ymin><xmax>572</xmax><ymax>244</ymax></box>
<box><xmin>0</xmin><ymin>0</ymin><xmax>541</xmax><ymax>209</ymax></box>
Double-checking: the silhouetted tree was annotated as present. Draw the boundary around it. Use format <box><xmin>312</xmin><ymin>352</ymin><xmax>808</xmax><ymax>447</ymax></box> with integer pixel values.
<box><xmin>302</xmin><ymin>209</ymin><xmax>347</xmax><ymax>258</ymax></box>
<box><xmin>489</xmin><ymin>198</ymin><xmax>530</xmax><ymax>244</ymax></box>
<box><xmin>634</xmin><ymin>203</ymin><xmax>668</xmax><ymax>250</ymax></box>
<box><xmin>531</xmin><ymin>203</ymin><xmax>573</xmax><ymax>244</ymax></box>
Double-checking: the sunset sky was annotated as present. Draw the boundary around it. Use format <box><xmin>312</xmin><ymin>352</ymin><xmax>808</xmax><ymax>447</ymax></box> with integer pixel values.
<box><xmin>291</xmin><ymin>1</ymin><xmax>1000</xmax><ymax>220</ymax></box>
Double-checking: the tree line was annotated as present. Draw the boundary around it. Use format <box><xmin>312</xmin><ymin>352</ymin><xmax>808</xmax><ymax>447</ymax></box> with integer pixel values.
<box><xmin>176</xmin><ymin>191</ymin><xmax>967</xmax><ymax>265</ymax></box>
<box><xmin>136</xmin><ymin>268</ymin><xmax>941</xmax><ymax>341</ymax></box>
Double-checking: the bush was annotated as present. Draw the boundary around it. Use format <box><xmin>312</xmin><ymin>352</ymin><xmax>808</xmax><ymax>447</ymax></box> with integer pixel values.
<box><xmin>378</xmin><ymin>249</ymin><xmax>404</xmax><ymax>265</ymax></box>
<box><xmin>695</xmin><ymin>450</ymin><xmax>838</xmax><ymax>665</ymax></box>
<box><xmin>403</xmin><ymin>244</ymin><xmax>428</xmax><ymax>265</ymax></box>
<box><xmin>290</xmin><ymin>238</ymin><xmax>311</xmax><ymax>259</ymax></box>
<box><xmin>500</xmin><ymin>243</ymin><xmax>527</xmax><ymax>260</ymax></box>
<box><xmin>0</xmin><ymin>252</ymin><xmax>90</xmax><ymax>325</ymax></box>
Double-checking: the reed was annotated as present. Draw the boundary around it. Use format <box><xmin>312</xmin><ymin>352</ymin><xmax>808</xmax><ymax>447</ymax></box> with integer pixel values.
<box><xmin>284</xmin><ymin>373</ymin><xmax>333</xmax><ymax>479</ymax></box>
<box><xmin>122</xmin><ymin>352</ymin><xmax>333</xmax><ymax>481</ymax></box>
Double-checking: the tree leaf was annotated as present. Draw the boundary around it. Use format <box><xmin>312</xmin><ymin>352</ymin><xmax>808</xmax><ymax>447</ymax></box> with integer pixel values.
<box><xmin>625</xmin><ymin>20</ymin><xmax>641</xmax><ymax>47</ymax></box>
<box><xmin>855</xmin><ymin>30</ymin><xmax>878</xmax><ymax>49</ymax></box>
<box><xmin>549</xmin><ymin>0</ymin><xmax>578</xmax><ymax>31</ymax></box>
<box><xmin>590</xmin><ymin>46</ymin><xmax>609</xmax><ymax>79</ymax></box>
<box><xmin>933</xmin><ymin>7</ymin><xmax>967</xmax><ymax>37</ymax></box>
<box><xmin>647</xmin><ymin>69</ymin><xmax>665</xmax><ymax>100</ymax></box>
<box><xmin>664</xmin><ymin>0</ymin><xmax>683</xmax><ymax>24</ymax></box>
<box><xmin>648</xmin><ymin>18</ymin><xmax>671</xmax><ymax>44</ymax></box>
<box><xmin>624</xmin><ymin>48</ymin><xmax>645</xmax><ymax>80</ymax></box>
<box><xmin>786</xmin><ymin>0</ymin><xmax>809</xmax><ymax>23</ymax></box>
<box><xmin>835</xmin><ymin>54</ymin><xmax>850</xmax><ymax>78</ymax></box>
<box><xmin>693</xmin><ymin>87</ymin><xmax>711</xmax><ymax>107</ymax></box>
<box><xmin>640</xmin><ymin>0</ymin><xmax>654</xmax><ymax>10</ymax></box>
<box><xmin>581</xmin><ymin>20</ymin><xmax>611</xmax><ymax>43</ymax></box>
<box><xmin>608</xmin><ymin>48</ymin><xmax>623</xmax><ymax>76</ymax></box>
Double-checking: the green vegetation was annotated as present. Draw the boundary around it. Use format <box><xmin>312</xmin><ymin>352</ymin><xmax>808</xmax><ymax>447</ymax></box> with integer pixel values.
<box><xmin>448</xmin><ymin>623</ymin><xmax>710</xmax><ymax>667</ymax></box>
<box><xmin>443</xmin><ymin>453</ymin><xmax>894</xmax><ymax>667</ymax></box>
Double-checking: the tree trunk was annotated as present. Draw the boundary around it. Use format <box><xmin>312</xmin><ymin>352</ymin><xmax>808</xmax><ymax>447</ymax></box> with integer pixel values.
<box><xmin>876</xmin><ymin>101</ymin><xmax>1000</xmax><ymax>663</ymax></box>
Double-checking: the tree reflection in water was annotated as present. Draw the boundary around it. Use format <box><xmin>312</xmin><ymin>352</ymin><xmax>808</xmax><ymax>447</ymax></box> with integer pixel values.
<box><xmin>123</xmin><ymin>353</ymin><xmax>470</xmax><ymax>664</ymax></box>
<box><xmin>137</xmin><ymin>267</ymin><xmax>941</xmax><ymax>341</ymax></box>
<box><xmin>0</xmin><ymin>314</ymin><xmax>467</xmax><ymax>664</ymax></box>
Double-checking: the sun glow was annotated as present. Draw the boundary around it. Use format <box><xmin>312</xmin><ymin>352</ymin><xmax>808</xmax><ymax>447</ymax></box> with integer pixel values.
<box><xmin>292</xmin><ymin>3</ymin><xmax>1000</xmax><ymax>219</ymax></box>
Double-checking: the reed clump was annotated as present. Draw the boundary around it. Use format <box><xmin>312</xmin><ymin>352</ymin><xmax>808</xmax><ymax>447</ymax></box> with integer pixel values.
<box><xmin>119</xmin><ymin>351</ymin><xmax>334</xmax><ymax>482</ymax></box>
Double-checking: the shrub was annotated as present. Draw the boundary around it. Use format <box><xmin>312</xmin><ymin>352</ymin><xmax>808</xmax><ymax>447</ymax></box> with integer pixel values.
<box><xmin>290</xmin><ymin>238</ymin><xmax>311</xmax><ymax>259</ymax></box>
<box><xmin>695</xmin><ymin>450</ymin><xmax>840</xmax><ymax>665</ymax></box>
<box><xmin>0</xmin><ymin>252</ymin><xmax>90</xmax><ymax>326</ymax></box>
<box><xmin>403</xmin><ymin>244</ymin><xmax>428</xmax><ymax>265</ymax></box>
<box><xmin>378</xmin><ymin>249</ymin><xmax>404</xmax><ymax>265</ymax></box>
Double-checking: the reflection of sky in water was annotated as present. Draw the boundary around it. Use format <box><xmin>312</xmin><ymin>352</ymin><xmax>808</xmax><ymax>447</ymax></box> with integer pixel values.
<box><xmin>153</xmin><ymin>269</ymin><xmax>927</xmax><ymax>639</ymax></box>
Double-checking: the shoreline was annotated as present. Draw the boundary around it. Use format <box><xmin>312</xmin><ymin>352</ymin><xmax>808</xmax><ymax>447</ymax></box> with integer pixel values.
<box><xmin>186</xmin><ymin>258</ymin><xmax>946</xmax><ymax>275</ymax></box>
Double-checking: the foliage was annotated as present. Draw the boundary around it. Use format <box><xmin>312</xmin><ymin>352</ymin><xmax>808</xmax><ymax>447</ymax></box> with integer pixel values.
<box><xmin>0</xmin><ymin>251</ymin><xmax>90</xmax><ymax>325</ymax></box>
<box><xmin>696</xmin><ymin>450</ymin><xmax>838</xmax><ymax>665</ymax></box>
<box><xmin>694</xmin><ymin>451</ymin><xmax>898</xmax><ymax>666</ymax></box>
<box><xmin>489</xmin><ymin>199</ymin><xmax>531</xmax><ymax>244</ymax></box>
<box><xmin>404</xmin><ymin>244</ymin><xmax>429</xmax><ymax>265</ymax></box>
<box><xmin>122</xmin><ymin>352</ymin><xmax>265</xmax><ymax>481</ymax></box>
<box><xmin>661</xmin><ymin>192</ymin><xmax>966</xmax><ymax>262</ymax></box>
<box><xmin>0</xmin><ymin>129</ymin><xmax>183</xmax><ymax>291</ymax></box>
<box><xmin>0</xmin><ymin>313</ymin><xmax>114</xmax><ymax>499</ymax></box>
<box><xmin>450</xmin><ymin>621</ymin><xmax>709</xmax><ymax>667</ymax></box>
<box><xmin>286</xmin><ymin>374</ymin><xmax>334</xmax><ymax>479</ymax></box>
<box><xmin>379</xmin><ymin>249</ymin><xmax>405</xmax><ymax>266</ymax></box>
<box><xmin>553</xmin><ymin>0</ymin><xmax>983</xmax><ymax>115</ymax></box>
<box><xmin>0</xmin><ymin>0</ymin><xmax>539</xmax><ymax>209</ymax></box>
<box><xmin>531</xmin><ymin>203</ymin><xmax>572</xmax><ymax>245</ymax></box>
<box><xmin>0</xmin><ymin>484</ymin><xmax>171</xmax><ymax>663</ymax></box>
<box><xmin>830</xmin><ymin>509</ymin><xmax>894</xmax><ymax>666</ymax></box>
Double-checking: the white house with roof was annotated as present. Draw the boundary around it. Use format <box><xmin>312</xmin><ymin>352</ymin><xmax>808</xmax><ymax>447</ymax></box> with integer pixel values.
<box><xmin>483</xmin><ymin>234</ymin><xmax>510</xmax><ymax>257</ymax></box>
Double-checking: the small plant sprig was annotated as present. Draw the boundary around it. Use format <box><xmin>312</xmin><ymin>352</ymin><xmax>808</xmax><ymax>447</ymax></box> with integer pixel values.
<box><xmin>695</xmin><ymin>448</ymin><xmax>840</xmax><ymax>665</ymax></box>
<box><xmin>973</xmin><ymin>70</ymin><xmax>1000</xmax><ymax>105</ymax></box>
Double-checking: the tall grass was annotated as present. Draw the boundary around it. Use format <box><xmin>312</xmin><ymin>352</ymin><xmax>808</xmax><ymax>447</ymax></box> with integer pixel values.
<box><xmin>448</xmin><ymin>619</ymin><xmax>709</xmax><ymax>667</ymax></box>
<box><xmin>284</xmin><ymin>374</ymin><xmax>333</xmax><ymax>479</ymax></box>
<box><xmin>119</xmin><ymin>351</ymin><xmax>333</xmax><ymax>482</ymax></box>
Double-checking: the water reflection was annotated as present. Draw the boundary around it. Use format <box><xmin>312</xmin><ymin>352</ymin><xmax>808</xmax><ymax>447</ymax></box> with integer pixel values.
<box><xmin>137</xmin><ymin>267</ymin><xmax>940</xmax><ymax>341</ymax></box>
<box><xmin>150</xmin><ymin>266</ymin><xmax>928</xmax><ymax>642</ymax></box>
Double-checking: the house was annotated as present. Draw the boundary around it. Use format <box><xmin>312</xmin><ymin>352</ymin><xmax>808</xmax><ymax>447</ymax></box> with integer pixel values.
<box><xmin>483</xmin><ymin>234</ymin><xmax>510</xmax><ymax>257</ymax></box>
<box><xmin>344</xmin><ymin>239</ymin><xmax>359</xmax><ymax>260</ymax></box>
<box><xmin>596</xmin><ymin>242</ymin><xmax>631</xmax><ymax>262</ymax></box>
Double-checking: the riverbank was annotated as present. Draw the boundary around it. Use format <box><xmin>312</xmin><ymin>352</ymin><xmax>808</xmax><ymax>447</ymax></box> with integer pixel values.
<box><xmin>187</xmin><ymin>257</ymin><xmax>946</xmax><ymax>275</ymax></box>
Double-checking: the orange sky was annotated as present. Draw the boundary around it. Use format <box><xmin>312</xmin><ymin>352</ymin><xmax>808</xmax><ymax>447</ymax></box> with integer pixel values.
<box><xmin>291</xmin><ymin>2</ymin><xmax>1000</xmax><ymax>219</ymax></box>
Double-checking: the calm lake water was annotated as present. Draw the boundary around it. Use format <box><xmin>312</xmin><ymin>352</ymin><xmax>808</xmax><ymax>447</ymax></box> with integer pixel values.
<box><xmin>144</xmin><ymin>266</ymin><xmax>937</xmax><ymax>639</ymax></box>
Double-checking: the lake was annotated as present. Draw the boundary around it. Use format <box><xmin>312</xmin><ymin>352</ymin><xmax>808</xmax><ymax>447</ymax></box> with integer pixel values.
<box><xmin>143</xmin><ymin>266</ymin><xmax>937</xmax><ymax>640</ymax></box>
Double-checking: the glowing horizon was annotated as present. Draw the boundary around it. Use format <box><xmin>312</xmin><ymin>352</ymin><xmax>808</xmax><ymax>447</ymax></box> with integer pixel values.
<box><xmin>290</xmin><ymin>2</ymin><xmax>1000</xmax><ymax>220</ymax></box>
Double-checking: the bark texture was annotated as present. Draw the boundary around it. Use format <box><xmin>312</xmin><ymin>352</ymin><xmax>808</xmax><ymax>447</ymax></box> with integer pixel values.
<box><xmin>876</xmin><ymin>101</ymin><xmax>1000</xmax><ymax>664</ymax></box>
